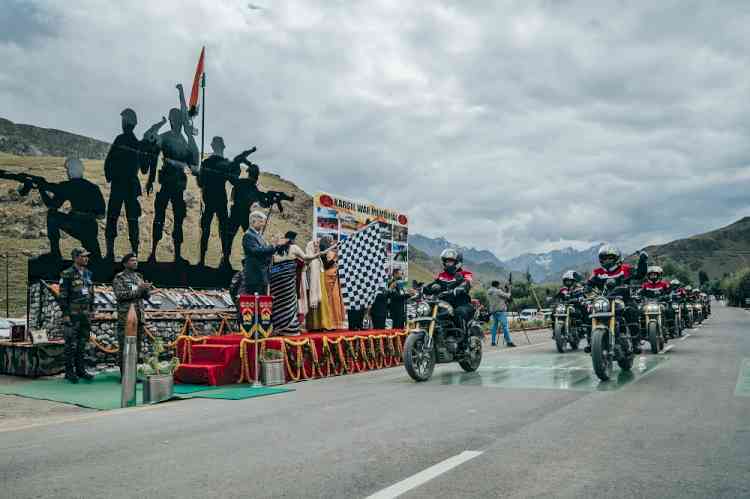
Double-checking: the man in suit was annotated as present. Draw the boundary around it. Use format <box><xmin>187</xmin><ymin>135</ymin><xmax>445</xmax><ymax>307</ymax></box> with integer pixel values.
<box><xmin>241</xmin><ymin>211</ymin><xmax>289</xmax><ymax>294</ymax></box>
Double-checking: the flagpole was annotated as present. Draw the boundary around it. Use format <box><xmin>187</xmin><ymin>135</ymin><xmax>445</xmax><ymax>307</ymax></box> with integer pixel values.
<box><xmin>200</xmin><ymin>72</ymin><xmax>206</xmax><ymax>162</ymax></box>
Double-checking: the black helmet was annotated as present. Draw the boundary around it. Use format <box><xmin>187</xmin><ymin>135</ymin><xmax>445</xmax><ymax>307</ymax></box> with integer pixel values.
<box><xmin>598</xmin><ymin>244</ymin><xmax>622</xmax><ymax>272</ymax></box>
<box><xmin>440</xmin><ymin>248</ymin><xmax>463</xmax><ymax>274</ymax></box>
<box><xmin>647</xmin><ymin>265</ymin><xmax>663</xmax><ymax>283</ymax></box>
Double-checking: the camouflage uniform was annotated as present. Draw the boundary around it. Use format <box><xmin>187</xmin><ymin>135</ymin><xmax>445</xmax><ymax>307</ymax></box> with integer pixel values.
<box><xmin>113</xmin><ymin>268</ymin><xmax>149</xmax><ymax>372</ymax></box>
<box><xmin>58</xmin><ymin>264</ymin><xmax>94</xmax><ymax>380</ymax></box>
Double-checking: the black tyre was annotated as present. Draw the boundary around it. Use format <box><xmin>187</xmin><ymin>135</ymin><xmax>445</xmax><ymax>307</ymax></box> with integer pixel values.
<box><xmin>459</xmin><ymin>337</ymin><xmax>482</xmax><ymax>372</ymax></box>
<box><xmin>404</xmin><ymin>332</ymin><xmax>436</xmax><ymax>382</ymax></box>
<box><xmin>617</xmin><ymin>354</ymin><xmax>633</xmax><ymax>371</ymax></box>
<box><xmin>591</xmin><ymin>327</ymin><xmax>613</xmax><ymax>381</ymax></box>
<box><xmin>569</xmin><ymin>336</ymin><xmax>580</xmax><ymax>351</ymax></box>
<box><xmin>554</xmin><ymin>320</ymin><xmax>566</xmax><ymax>354</ymax></box>
<box><xmin>648</xmin><ymin>321</ymin><xmax>659</xmax><ymax>354</ymax></box>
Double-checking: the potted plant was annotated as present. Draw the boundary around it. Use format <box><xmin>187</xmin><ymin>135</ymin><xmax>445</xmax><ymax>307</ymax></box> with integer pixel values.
<box><xmin>138</xmin><ymin>338</ymin><xmax>178</xmax><ymax>404</ymax></box>
<box><xmin>261</xmin><ymin>349</ymin><xmax>285</xmax><ymax>386</ymax></box>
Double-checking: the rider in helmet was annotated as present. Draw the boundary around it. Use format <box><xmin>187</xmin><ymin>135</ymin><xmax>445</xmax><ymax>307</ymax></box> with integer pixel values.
<box><xmin>556</xmin><ymin>270</ymin><xmax>585</xmax><ymax>300</ymax></box>
<box><xmin>424</xmin><ymin>248</ymin><xmax>475</xmax><ymax>327</ymax></box>
<box><xmin>641</xmin><ymin>265</ymin><xmax>670</xmax><ymax>298</ymax></box>
<box><xmin>587</xmin><ymin>244</ymin><xmax>648</xmax><ymax>353</ymax></box>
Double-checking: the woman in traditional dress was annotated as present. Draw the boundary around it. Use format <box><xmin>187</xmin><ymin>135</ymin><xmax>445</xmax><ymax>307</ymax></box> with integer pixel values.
<box><xmin>318</xmin><ymin>236</ymin><xmax>345</xmax><ymax>330</ymax></box>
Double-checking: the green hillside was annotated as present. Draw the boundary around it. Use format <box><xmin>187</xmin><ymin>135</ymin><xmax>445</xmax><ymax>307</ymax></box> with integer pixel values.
<box><xmin>642</xmin><ymin>217</ymin><xmax>750</xmax><ymax>281</ymax></box>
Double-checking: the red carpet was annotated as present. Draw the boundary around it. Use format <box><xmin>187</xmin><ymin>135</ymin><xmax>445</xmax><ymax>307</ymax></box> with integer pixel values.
<box><xmin>174</xmin><ymin>330</ymin><xmax>408</xmax><ymax>386</ymax></box>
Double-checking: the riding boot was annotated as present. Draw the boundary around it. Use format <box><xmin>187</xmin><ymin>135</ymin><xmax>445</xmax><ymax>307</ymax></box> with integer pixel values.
<box><xmin>75</xmin><ymin>350</ymin><xmax>93</xmax><ymax>381</ymax></box>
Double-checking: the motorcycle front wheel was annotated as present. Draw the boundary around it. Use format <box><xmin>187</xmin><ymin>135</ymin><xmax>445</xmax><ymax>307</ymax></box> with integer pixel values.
<box><xmin>459</xmin><ymin>336</ymin><xmax>482</xmax><ymax>372</ymax></box>
<box><xmin>554</xmin><ymin>320</ymin><xmax>566</xmax><ymax>354</ymax></box>
<box><xmin>591</xmin><ymin>327</ymin><xmax>613</xmax><ymax>381</ymax></box>
<box><xmin>648</xmin><ymin>321</ymin><xmax>660</xmax><ymax>354</ymax></box>
<box><xmin>404</xmin><ymin>332</ymin><xmax>436</xmax><ymax>382</ymax></box>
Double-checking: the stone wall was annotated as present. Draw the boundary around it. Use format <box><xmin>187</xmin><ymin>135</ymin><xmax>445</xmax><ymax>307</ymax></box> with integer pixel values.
<box><xmin>28</xmin><ymin>282</ymin><xmax>238</xmax><ymax>366</ymax></box>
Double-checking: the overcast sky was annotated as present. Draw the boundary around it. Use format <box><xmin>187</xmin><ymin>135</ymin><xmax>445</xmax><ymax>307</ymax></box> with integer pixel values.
<box><xmin>2</xmin><ymin>1</ymin><xmax>750</xmax><ymax>259</ymax></box>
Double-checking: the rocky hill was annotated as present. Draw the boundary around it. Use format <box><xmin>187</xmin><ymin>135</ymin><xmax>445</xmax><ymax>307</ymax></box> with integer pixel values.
<box><xmin>0</xmin><ymin>117</ymin><xmax>110</xmax><ymax>159</ymax></box>
<box><xmin>642</xmin><ymin>217</ymin><xmax>750</xmax><ymax>280</ymax></box>
<box><xmin>502</xmin><ymin>244</ymin><xmax>602</xmax><ymax>283</ymax></box>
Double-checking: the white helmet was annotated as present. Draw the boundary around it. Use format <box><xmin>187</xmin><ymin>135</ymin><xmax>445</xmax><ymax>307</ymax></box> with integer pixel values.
<box><xmin>647</xmin><ymin>265</ymin><xmax>663</xmax><ymax>283</ymax></box>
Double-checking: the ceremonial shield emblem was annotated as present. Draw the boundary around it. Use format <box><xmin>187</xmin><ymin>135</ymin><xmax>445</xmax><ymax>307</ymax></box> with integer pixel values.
<box><xmin>239</xmin><ymin>294</ymin><xmax>257</xmax><ymax>335</ymax></box>
<box><xmin>257</xmin><ymin>295</ymin><xmax>274</xmax><ymax>337</ymax></box>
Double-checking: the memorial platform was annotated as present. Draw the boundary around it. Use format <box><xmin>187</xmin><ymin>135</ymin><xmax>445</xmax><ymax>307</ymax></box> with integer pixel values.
<box><xmin>174</xmin><ymin>329</ymin><xmax>408</xmax><ymax>386</ymax></box>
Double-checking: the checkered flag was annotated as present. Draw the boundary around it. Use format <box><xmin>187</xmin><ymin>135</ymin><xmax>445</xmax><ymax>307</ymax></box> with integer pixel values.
<box><xmin>338</xmin><ymin>223</ymin><xmax>389</xmax><ymax>310</ymax></box>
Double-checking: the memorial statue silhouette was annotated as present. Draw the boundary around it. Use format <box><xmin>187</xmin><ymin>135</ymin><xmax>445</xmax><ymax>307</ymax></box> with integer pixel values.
<box><xmin>103</xmin><ymin>108</ymin><xmax>166</xmax><ymax>260</ymax></box>
<box><xmin>42</xmin><ymin>158</ymin><xmax>106</xmax><ymax>259</ymax></box>
<box><xmin>146</xmin><ymin>84</ymin><xmax>200</xmax><ymax>264</ymax></box>
<box><xmin>196</xmin><ymin>136</ymin><xmax>256</xmax><ymax>267</ymax></box>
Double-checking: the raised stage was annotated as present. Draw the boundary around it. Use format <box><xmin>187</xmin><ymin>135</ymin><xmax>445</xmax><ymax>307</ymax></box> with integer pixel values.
<box><xmin>174</xmin><ymin>329</ymin><xmax>408</xmax><ymax>386</ymax></box>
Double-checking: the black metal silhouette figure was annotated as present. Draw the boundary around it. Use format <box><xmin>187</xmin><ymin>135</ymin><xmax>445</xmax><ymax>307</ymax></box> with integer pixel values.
<box><xmin>41</xmin><ymin>158</ymin><xmax>106</xmax><ymax>259</ymax></box>
<box><xmin>196</xmin><ymin>136</ymin><xmax>256</xmax><ymax>267</ymax></box>
<box><xmin>145</xmin><ymin>84</ymin><xmax>199</xmax><ymax>263</ymax></box>
<box><xmin>104</xmin><ymin>108</ymin><xmax>166</xmax><ymax>260</ymax></box>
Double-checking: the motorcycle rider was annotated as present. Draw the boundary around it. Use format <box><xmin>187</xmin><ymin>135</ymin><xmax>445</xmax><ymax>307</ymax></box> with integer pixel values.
<box><xmin>641</xmin><ymin>265</ymin><xmax>670</xmax><ymax>297</ymax></box>
<box><xmin>555</xmin><ymin>270</ymin><xmax>591</xmax><ymax>351</ymax></box>
<box><xmin>424</xmin><ymin>249</ymin><xmax>475</xmax><ymax>329</ymax></box>
<box><xmin>556</xmin><ymin>270</ymin><xmax>585</xmax><ymax>300</ymax></box>
<box><xmin>587</xmin><ymin>244</ymin><xmax>648</xmax><ymax>353</ymax></box>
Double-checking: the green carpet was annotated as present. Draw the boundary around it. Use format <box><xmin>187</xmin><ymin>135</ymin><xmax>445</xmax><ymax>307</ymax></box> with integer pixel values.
<box><xmin>0</xmin><ymin>372</ymin><xmax>291</xmax><ymax>410</ymax></box>
<box><xmin>187</xmin><ymin>385</ymin><xmax>292</xmax><ymax>400</ymax></box>
<box><xmin>0</xmin><ymin>372</ymin><xmax>142</xmax><ymax>410</ymax></box>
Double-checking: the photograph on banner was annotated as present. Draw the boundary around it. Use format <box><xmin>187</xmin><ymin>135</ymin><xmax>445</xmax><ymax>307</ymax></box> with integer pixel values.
<box><xmin>312</xmin><ymin>192</ymin><xmax>408</xmax><ymax>277</ymax></box>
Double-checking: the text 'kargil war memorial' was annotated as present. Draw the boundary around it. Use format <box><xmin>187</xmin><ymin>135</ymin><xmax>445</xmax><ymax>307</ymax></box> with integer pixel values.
<box><xmin>0</xmin><ymin>47</ymin><xmax>411</xmax><ymax>396</ymax></box>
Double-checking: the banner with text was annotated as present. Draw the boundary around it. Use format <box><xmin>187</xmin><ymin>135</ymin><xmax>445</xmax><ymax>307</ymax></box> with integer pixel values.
<box><xmin>312</xmin><ymin>192</ymin><xmax>409</xmax><ymax>277</ymax></box>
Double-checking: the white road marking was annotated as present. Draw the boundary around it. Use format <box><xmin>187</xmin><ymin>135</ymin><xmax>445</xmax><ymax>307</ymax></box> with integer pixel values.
<box><xmin>662</xmin><ymin>345</ymin><xmax>674</xmax><ymax>354</ymax></box>
<box><xmin>680</xmin><ymin>333</ymin><xmax>691</xmax><ymax>341</ymax></box>
<box><xmin>365</xmin><ymin>450</ymin><xmax>483</xmax><ymax>499</ymax></box>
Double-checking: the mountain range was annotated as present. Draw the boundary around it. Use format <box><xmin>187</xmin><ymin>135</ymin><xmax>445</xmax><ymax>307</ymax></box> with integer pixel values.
<box><xmin>410</xmin><ymin>234</ymin><xmax>602</xmax><ymax>282</ymax></box>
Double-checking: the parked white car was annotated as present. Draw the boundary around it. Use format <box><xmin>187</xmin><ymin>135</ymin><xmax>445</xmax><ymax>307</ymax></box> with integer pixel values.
<box><xmin>519</xmin><ymin>309</ymin><xmax>538</xmax><ymax>322</ymax></box>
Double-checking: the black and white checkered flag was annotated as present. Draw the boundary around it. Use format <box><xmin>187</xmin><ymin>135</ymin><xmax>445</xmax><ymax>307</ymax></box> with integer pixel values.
<box><xmin>338</xmin><ymin>223</ymin><xmax>389</xmax><ymax>311</ymax></box>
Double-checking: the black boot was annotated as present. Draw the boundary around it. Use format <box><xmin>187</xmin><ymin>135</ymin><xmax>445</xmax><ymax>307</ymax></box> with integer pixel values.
<box><xmin>104</xmin><ymin>239</ymin><xmax>116</xmax><ymax>262</ymax></box>
<box><xmin>74</xmin><ymin>343</ymin><xmax>94</xmax><ymax>381</ymax></box>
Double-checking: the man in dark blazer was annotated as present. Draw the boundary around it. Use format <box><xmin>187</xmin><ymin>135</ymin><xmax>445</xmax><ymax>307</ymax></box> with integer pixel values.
<box><xmin>241</xmin><ymin>211</ymin><xmax>289</xmax><ymax>294</ymax></box>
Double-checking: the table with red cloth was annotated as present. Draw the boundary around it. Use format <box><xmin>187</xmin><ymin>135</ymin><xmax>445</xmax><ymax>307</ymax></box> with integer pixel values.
<box><xmin>174</xmin><ymin>330</ymin><xmax>408</xmax><ymax>386</ymax></box>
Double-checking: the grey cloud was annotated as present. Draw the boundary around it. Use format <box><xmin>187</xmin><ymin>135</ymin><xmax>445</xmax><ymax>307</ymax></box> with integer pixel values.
<box><xmin>1</xmin><ymin>0</ymin><xmax>750</xmax><ymax>259</ymax></box>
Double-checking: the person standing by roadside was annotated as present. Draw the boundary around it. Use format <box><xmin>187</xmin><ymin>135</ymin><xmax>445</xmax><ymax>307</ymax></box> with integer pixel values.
<box><xmin>113</xmin><ymin>253</ymin><xmax>152</xmax><ymax>378</ymax></box>
<box><xmin>58</xmin><ymin>248</ymin><xmax>95</xmax><ymax>383</ymax></box>
<box><xmin>487</xmin><ymin>280</ymin><xmax>515</xmax><ymax>347</ymax></box>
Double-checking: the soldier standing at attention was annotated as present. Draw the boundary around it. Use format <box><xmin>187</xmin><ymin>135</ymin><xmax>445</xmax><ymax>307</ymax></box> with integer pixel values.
<box><xmin>113</xmin><ymin>253</ymin><xmax>152</xmax><ymax>378</ymax></box>
<box><xmin>58</xmin><ymin>247</ymin><xmax>95</xmax><ymax>383</ymax></box>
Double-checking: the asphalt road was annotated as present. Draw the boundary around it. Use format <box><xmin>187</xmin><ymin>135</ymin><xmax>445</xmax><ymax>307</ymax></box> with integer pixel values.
<box><xmin>1</xmin><ymin>303</ymin><xmax>748</xmax><ymax>498</ymax></box>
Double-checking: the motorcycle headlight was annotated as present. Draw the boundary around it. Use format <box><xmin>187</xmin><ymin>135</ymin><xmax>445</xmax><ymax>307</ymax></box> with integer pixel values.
<box><xmin>555</xmin><ymin>304</ymin><xmax>566</xmax><ymax>314</ymax></box>
<box><xmin>417</xmin><ymin>302</ymin><xmax>432</xmax><ymax>317</ymax></box>
<box><xmin>672</xmin><ymin>304</ymin><xmax>680</xmax><ymax>310</ymax></box>
<box><xmin>644</xmin><ymin>303</ymin><xmax>660</xmax><ymax>314</ymax></box>
<box><xmin>593</xmin><ymin>298</ymin><xmax>610</xmax><ymax>313</ymax></box>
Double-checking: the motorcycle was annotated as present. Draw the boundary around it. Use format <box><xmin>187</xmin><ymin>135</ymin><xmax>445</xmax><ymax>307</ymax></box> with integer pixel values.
<box><xmin>693</xmin><ymin>302</ymin><xmax>704</xmax><ymax>325</ymax></box>
<box><xmin>639</xmin><ymin>296</ymin><xmax>666</xmax><ymax>354</ymax></box>
<box><xmin>403</xmin><ymin>288</ymin><xmax>483</xmax><ymax>382</ymax></box>
<box><xmin>684</xmin><ymin>303</ymin><xmax>695</xmax><ymax>329</ymax></box>
<box><xmin>552</xmin><ymin>294</ymin><xmax>591</xmax><ymax>353</ymax></box>
<box><xmin>665</xmin><ymin>293</ymin><xmax>683</xmax><ymax>338</ymax></box>
<box><xmin>589</xmin><ymin>285</ymin><xmax>636</xmax><ymax>381</ymax></box>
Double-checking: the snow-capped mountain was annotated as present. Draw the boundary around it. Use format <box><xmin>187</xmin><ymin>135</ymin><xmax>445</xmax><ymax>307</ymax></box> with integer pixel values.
<box><xmin>411</xmin><ymin>234</ymin><xmax>602</xmax><ymax>283</ymax></box>
<box><xmin>409</xmin><ymin>234</ymin><xmax>504</xmax><ymax>267</ymax></box>
<box><xmin>501</xmin><ymin>245</ymin><xmax>602</xmax><ymax>282</ymax></box>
